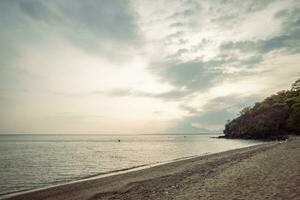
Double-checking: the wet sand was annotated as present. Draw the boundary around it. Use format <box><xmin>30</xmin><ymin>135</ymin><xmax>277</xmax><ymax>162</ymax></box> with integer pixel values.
<box><xmin>3</xmin><ymin>137</ymin><xmax>299</xmax><ymax>200</ymax></box>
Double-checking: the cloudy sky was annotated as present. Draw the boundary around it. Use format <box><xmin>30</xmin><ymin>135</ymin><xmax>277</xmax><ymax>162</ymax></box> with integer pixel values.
<box><xmin>0</xmin><ymin>0</ymin><xmax>299</xmax><ymax>134</ymax></box>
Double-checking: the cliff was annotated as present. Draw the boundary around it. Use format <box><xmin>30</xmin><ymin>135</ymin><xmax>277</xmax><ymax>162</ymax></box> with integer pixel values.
<box><xmin>223</xmin><ymin>79</ymin><xmax>300</xmax><ymax>140</ymax></box>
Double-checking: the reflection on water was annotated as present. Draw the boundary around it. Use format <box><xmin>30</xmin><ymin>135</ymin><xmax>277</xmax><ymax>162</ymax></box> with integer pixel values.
<box><xmin>0</xmin><ymin>134</ymin><xmax>262</xmax><ymax>195</ymax></box>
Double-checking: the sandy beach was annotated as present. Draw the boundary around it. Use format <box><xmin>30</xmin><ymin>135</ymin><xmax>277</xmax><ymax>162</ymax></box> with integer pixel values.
<box><xmin>3</xmin><ymin>137</ymin><xmax>299</xmax><ymax>200</ymax></box>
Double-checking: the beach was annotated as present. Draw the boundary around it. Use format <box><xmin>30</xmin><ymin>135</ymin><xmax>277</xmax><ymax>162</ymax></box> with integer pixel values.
<box><xmin>3</xmin><ymin>137</ymin><xmax>299</xmax><ymax>200</ymax></box>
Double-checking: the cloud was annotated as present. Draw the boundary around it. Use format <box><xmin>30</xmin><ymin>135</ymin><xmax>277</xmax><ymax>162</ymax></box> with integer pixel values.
<box><xmin>167</xmin><ymin>102</ymin><xmax>229</xmax><ymax>134</ymax></box>
<box><xmin>168</xmin><ymin>94</ymin><xmax>264</xmax><ymax>133</ymax></box>
<box><xmin>0</xmin><ymin>0</ymin><xmax>142</xmax><ymax>95</ymax></box>
<box><xmin>260</xmin><ymin>31</ymin><xmax>300</xmax><ymax>53</ymax></box>
<box><xmin>220</xmin><ymin>4</ymin><xmax>300</xmax><ymax>55</ymax></box>
<box><xmin>274</xmin><ymin>6</ymin><xmax>300</xmax><ymax>31</ymax></box>
<box><xmin>151</xmin><ymin>60</ymin><xmax>222</xmax><ymax>92</ymax></box>
<box><xmin>1</xmin><ymin>0</ymin><xmax>300</xmax><ymax>134</ymax></box>
<box><xmin>171</xmin><ymin>9</ymin><xmax>194</xmax><ymax>18</ymax></box>
<box><xmin>93</xmin><ymin>88</ymin><xmax>190</xmax><ymax>101</ymax></box>
<box><xmin>219</xmin><ymin>27</ymin><xmax>300</xmax><ymax>74</ymax></box>
<box><xmin>19</xmin><ymin>1</ymin><xmax>56</xmax><ymax>23</ymax></box>
<box><xmin>19</xmin><ymin>0</ymin><xmax>139</xmax><ymax>41</ymax></box>
<box><xmin>0</xmin><ymin>0</ymin><xmax>140</xmax><ymax>58</ymax></box>
<box><xmin>167</xmin><ymin>119</ymin><xmax>214</xmax><ymax>134</ymax></box>
<box><xmin>155</xmin><ymin>90</ymin><xmax>190</xmax><ymax>100</ymax></box>
<box><xmin>131</xmin><ymin>0</ymin><xmax>299</xmax><ymax>134</ymax></box>
<box><xmin>165</xmin><ymin>31</ymin><xmax>185</xmax><ymax>40</ymax></box>
<box><xmin>101</xmin><ymin>89</ymin><xmax>135</xmax><ymax>97</ymax></box>
<box><xmin>169</xmin><ymin>22</ymin><xmax>185</xmax><ymax>28</ymax></box>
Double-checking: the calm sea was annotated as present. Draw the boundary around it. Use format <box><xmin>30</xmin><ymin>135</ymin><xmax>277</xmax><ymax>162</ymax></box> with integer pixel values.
<box><xmin>0</xmin><ymin>134</ymin><xmax>261</xmax><ymax>196</ymax></box>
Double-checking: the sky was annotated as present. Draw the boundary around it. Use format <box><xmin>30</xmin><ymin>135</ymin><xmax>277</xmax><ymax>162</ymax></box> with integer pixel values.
<box><xmin>0</xmin><ymin>0</ymin><xmax>299</xmax><ymax>134</ymax></box>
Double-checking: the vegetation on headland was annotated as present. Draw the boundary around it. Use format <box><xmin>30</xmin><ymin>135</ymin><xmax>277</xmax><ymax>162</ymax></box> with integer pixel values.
<box><xmin>223</xmin><ymin>79</ymin><xmax>300</xmax><ymax>140</ymax></box>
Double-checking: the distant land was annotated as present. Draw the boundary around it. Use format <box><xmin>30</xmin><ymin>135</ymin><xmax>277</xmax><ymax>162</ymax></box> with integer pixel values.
<box><xmin>223</xmin><ymin>79</ymin><xmax>300</xmax><ymax>140</ymax></box>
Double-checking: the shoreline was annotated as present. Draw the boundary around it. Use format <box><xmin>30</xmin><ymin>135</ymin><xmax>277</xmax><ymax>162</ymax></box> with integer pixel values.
<box><xmin>0</xmin><ymin>154</ymin><xmax>200</xmax><ymax>199</ymax></box>
<box><xmin>2</xmin><ymin>138</ymin><xmax>299</xmax><ymax>200</ymax></box>
<box><xmin>0</xmin><ymin>137</ymin><xmax>258</xmax><ymax>199</ymax></box>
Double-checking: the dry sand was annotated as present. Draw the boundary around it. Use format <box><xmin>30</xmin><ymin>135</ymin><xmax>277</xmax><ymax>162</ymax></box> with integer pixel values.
<box><xmin>3</xmin><ymin>137</ymin><xmax>299</xmax><ymax>200</ymax></box>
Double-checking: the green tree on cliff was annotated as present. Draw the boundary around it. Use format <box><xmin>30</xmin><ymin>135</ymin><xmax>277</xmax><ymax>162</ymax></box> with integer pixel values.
<box><xmin>224</xmin><ymin>79</ymin><xmax>300</xmax><ymax>139</ymax></box>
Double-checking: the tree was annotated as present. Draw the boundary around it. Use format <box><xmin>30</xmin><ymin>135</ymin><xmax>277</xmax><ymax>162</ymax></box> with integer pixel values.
<box><xmin>239</xmin><ymin>106</ymin><xmax>252</xmax><ymax>116</ymax></box>
<box><xmin>224</xmin><ymin>78</ymin><xmax>300</xmax><ymax>139</ymax></box>
<box><xmin>291</xmin><ymin>79</ymin><xmax>300</xmax><ymax>92</ymax></box>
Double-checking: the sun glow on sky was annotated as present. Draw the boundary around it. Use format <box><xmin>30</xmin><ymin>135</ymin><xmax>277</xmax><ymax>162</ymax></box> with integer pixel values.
<box><xmin>0</xmin><ymin>0</ymin><xmax>299</xmax><ymax>134</ymax></box>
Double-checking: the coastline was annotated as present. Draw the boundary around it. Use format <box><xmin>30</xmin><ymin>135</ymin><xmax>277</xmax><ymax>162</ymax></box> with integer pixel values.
<box><xmin>2</xmin><ymin>137</ymin><xmax>299</xmax><ymax>200</ymax></box>
<box><xmin>0</xmin><ymin>154</ymin><xmax>200</xmax><ymax>199</ymax></box>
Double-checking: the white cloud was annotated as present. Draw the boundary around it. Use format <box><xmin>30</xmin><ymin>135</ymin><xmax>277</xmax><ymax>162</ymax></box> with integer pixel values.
<box><xmin>1</xmin><ymin>0</ymin><xmax>299</xmax><ymax>133</ymax></box>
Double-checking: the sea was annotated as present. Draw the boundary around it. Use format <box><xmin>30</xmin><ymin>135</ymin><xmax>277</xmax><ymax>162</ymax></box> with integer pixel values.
<box><xmin>0</xmin><ymin>134</ymin><xmax>262</xmax><ymax>196</ymax></box>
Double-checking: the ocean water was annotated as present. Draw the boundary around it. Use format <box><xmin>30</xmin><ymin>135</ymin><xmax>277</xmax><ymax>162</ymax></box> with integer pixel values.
<box><xmin>0</xmin><ymin>134</ymin><xmax>262</xmax><ymax>196</ymax></box>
